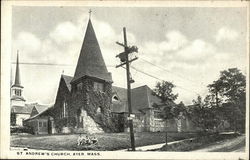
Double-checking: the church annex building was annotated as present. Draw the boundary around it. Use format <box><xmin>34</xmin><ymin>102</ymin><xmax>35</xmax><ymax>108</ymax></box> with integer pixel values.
<box><xmin>18</xmin><ymin>18</ymin><xmax>197</xmax><ymax>134</ymax></box>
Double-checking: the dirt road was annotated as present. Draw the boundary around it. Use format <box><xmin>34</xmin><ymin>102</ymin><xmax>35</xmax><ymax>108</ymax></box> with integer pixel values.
<box><xmin>192</xmin><ymin>135</ymin><xmax>245</xmax><ymax>152</ymax></box>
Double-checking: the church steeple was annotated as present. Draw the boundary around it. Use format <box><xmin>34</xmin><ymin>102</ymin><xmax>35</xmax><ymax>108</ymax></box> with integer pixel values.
<box><xmin>71</xmin><ymin>18</ymin><xmax>112</xmax><ymax>84</ymax></box>
<box><xmin>11</xmin><ymin>51</ymin><xmax>25</xmax><ymax>106</ymax></box>
<box><xmin>13</xmin><ymin>51</ymin><xmax>23</xmax><ymax>88</ymax></box>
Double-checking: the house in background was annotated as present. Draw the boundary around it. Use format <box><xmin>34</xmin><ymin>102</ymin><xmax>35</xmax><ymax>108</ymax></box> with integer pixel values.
<box><xmin>24</xmin><ymin>104</ymin><xmax>54</xmax><ymax>134</ymax></box>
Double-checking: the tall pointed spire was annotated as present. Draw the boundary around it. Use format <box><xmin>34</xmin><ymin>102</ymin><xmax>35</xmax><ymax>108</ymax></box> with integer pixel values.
<box><xmin>71</xmin><ymin>19</ymin><xmax>112</xmax><ymax>83</ymax></box>
<box><xmin>11</xmin><ymin>51</ymin><xmax>25</xmax><ymax>106</ymax></box>
<box><xmin>13</xmin><ymin>51</ymin><xmax>23</xmax><ymax>88</ymax></box>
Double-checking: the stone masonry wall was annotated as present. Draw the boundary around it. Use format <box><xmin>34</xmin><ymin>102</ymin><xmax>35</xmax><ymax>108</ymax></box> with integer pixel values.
<box><xmin>71</xmin><ymin>77</ymin><xmax>116</xmax><ymax>133</ymax></box>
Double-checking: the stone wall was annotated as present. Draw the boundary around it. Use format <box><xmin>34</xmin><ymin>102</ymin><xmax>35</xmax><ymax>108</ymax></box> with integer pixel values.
<box><xmin>71</xmin><ymin>77</ymin><xmax>115</xmax><ymax>133</ymax></box>
<box><xmin>121</xmin><ymin>113</ymin><xmax>145</xmax><ymax>133</ymax></box>
<box><xmin>152</xmin><ymin>119</ymin><xmax>167</xmax><ymax>132</ymax></box>
<box><xmin>115</xmin><ymin>109</ymin><xmax>167</xmax><ymax>133</ymax></box>
<box><xmin>74</xmin><ymin>109</ymin><xmax>103</xmax><ymax>133</ymax></box>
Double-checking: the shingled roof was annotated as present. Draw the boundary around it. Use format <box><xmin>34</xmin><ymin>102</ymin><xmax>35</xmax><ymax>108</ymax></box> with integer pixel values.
<box><xmin>11</xmin><ymin>104</ymin><xmax>33</xmax><ymax>114</ymax></box>
<box><xmin>32</xmin><ymin>103</ymin><xmax>49</xmax><ymax>114</ymax></box>
<box><xmin>71</xmin><ymin>19</ymin><xmax>112</xmax><ymax>83</ymax></box>
<box><xmin>111</xmin><ymin>85</ymin><xmax>165</xmax><ymax>113</ymax></box>
<box><xmin>112</xmin><ymin>86</ymin><xmax>127</xmax><ymax>101</ymax></box>
<box><xmin>62</xmin><ymin>75</ymin><xmax>73</xmax><ymax>91</ymax></box>
<box><xmin>25</xmin><ymin>104</ymin><xmax>54</xmax><ymax>121</ymax></box>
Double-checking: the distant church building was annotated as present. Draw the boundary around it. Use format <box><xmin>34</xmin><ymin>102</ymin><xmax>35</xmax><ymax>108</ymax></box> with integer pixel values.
<box><xmin>24</xmin><ymin>18</ymin><xmax>197</xmax><ymax>134</ymax></box>
<box><xmin>10</xmin><ymin>53</ymin><xmax>31</xmax><ymax>126</ymax></box>
<box><xmin>11</xmin><ymin>53</ymin><xmax>49</xmax><ymax>127</ymax></box>
<box><xmin>11</xmin><ymin>53</ymin><xmax>26</xmax><ymax>107</ymax></box>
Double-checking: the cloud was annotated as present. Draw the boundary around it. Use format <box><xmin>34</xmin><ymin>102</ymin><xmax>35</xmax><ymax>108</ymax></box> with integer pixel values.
<box><xmin>139</xmin><ymin>30</ymin><xmax>215</xmax><ymax>67</ymax></box>
<box><xmin>49</xmin><ymin>21</ymin><xmax>82</xmax><ymax>45</ymax></box>
<box><xmin>159</xmin><ymin>31</ymin><xmax>188</xmax><ymax>51</ymax></box>
<box><xmin>138</xmin><ymin>30</ymin><xmax>188</xmax><ymax>65</ymax></box>
<box><xmin>215</xmin><ymin>27</ymin><xmax>239</xmax><ymax>42</ymax></box>
<box><xmin>13</xmin><ymin>32</ymin><xmax>41</xmax><ymax>55</ymax></box>
<box><xmin>176</xmin><ymin>39</ymin><xmax>215</xmax><ymax>63</ymax></box>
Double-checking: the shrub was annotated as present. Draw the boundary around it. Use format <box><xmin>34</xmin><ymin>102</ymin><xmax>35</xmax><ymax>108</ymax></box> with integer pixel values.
<box><xmin>11</xmin><ymin>126</ymin><xmax>34</xmax><ymax>135</ymax></box>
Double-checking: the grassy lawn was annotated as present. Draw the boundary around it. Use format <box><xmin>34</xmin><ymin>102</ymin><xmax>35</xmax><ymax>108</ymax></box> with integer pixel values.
<box><xmin>11</xmin><ymin>132</ymin><xmax>197</xmax><ymax>151</ymax></box>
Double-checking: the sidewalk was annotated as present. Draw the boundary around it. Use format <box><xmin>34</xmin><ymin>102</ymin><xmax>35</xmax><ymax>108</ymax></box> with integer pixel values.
<box><xmin>116</xmin><ymin>137</ymin><xmax>195</xmax><ymax>151</ymax></box>
<box><xmin>116</xmin><ymin>132</ymin><xmax>238</xmax><ymax>152</ymax></box>
<box><xmin>191</xmin><ymin>135</ymin><xmax>245</xmax><ymax>152</ymax></box>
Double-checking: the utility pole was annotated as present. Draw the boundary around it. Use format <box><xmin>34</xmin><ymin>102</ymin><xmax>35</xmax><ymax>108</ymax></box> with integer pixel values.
<box><xmin>116</xmin><ymin>27</ymin><xmax>138</xmax><ymax>151</ymax></box>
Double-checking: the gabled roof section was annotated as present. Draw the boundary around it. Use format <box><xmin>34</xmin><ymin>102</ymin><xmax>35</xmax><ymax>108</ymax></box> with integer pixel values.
<box><xmin>112</xmin><ymin>86</ymin><xmax>127</xmax><ymax>101</ymax></box>
<box><xmin>71</xmin><ymin>19</ymin><xmax>112</xmax><ymax>83</ymax></box>
<box><xmin>111</xmin><ymin>85</ymin><xmax>166</xmax><ymax>113</ymax></box>
<box><xmin>54</xmin><ymin>75</ymin><xmax>72</xmax><ymax>107</ymax></box>
<box><xmin>25</xmin><ymin>105</ymin><xmax>54</xmax><ymax>121</ymax></box>
<box><xmin>62</xmin><ymin>75</ymin><xmax>73</xmax><ymax>91</ymax></box>
<box><xmin>34</xmin><ymin>104</ymin><xmax>49</xmax><ymax>114</ymax></box>
<box><xmin>11</xmin><ymin>105</ymin><xmax>33</xmax><ymax>114</ymax></box>
<box><xmin>11</xmin><ymin>95</ymin><xmax>26</xmax><ymax>101</ymax></box>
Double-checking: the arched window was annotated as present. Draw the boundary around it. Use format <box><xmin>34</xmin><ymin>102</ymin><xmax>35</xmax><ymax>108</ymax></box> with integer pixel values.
<box><xmin>61</xmin><ymin>100</ymin><xmax>68</xmax><ymax>118</ymax></box>
<box><xmin>93</xmin><ymin>82</ymin><xmax>104</xmax><ymax>92</ymax></box>
<box><xmin>97</xmin><ymin>106</ymin><xmax>103</xmax><ymax>114</ymax></box>
<box><xmin>15</xmin><ymin>89</ymin><xmax>21</xmax><ymax>96</ymax></box>
<box><xmin>112</xmin><ymin>95</ymin><xmax>119</xmax><ymax>102</ymax></box>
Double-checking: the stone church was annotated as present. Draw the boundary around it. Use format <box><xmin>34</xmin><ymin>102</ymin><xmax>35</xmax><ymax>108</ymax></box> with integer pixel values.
<box><xmin>24</xmin><ymin>18</ymin><xmax>196</xmax><ymax>134</ymax></box>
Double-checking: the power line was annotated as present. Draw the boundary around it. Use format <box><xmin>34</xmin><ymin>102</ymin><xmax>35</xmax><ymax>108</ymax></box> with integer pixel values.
<box><xmin>11</xmin><ymin>62</ymin><xmax>73</xmax><ymax>66</ymax></box>
<box><xmin>131</xmin><ymin>66</ymin><xmax>162</xmax><ymax>81</ymax></box>
<box><xmin>11</xmin><ymin>62</ymin><xmax>116</xmax><ymax>67</ymax></box>
<box><xmin>138</xmin><ymin>57</ymin><xmax>206</xmax><ymax>87</ymax></box>
<box><xmin>11</xmin><ymin>61</ymin><xmax>202</xmax><ymax>95</ymax></box>
<box><xmin>130</xmin><ymin>66</ymin><xmax>201</xmax><ymax>96</ymax></box>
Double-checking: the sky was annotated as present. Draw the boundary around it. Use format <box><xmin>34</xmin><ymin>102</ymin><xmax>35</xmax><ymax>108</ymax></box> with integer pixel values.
<box><xmin>11</xmin><ymin>6</ymin><xmax>247</xmax><ymax>105</ymax></box>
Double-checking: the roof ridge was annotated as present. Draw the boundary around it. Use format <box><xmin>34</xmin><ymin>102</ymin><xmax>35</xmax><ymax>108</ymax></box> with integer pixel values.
<box><xmin>145</xmin><ymin>86</ymin><xmax>152</xmax><ymax>108</ymax></box>
<box><xmin>130</xmin><ymin>85</ymin><xmax>149</xmax><ymax>92</ymax></box>
<box><xmin>62</xmin><ymin>74</ymin><xmax>73</xmax><ymax>78</ymax></box>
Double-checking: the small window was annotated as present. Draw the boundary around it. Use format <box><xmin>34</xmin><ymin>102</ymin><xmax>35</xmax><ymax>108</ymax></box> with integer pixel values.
<box><xmin>62</xmin><ymin>100</ymin><xmax>68</xmax><ymax>118</ymax></box>
<box><xmin>93</xmin><ymin>82</ymin><xmax>104</xmax><ymax>92</ymax></box>
<box><xmin>97</xmin><ymin>107</ymin><xmax>101</xmax><ymax>113</ymax></box>
<box><xmin>76</xmin><ymin>82</ymin><xmax>83</xmax><ymax>91</ymax></box>
<box><xmin>112</xmin><ymin>95</ymin><xmax>119</xmax><ymax>102</ymax></box>
<box><xmin>39</xmin><ymin>121</ymin><xmax>42</xmax><ymax>127</ymax></box>
<box><xmin>43</xmin><ymin>122</ymin><xmax>47</xmax><ymax>127</ymax></box>
<box><xmin>15</xmin><ymin>89</ymin><xmax>21</xmax><ymax>96</ymax></box>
